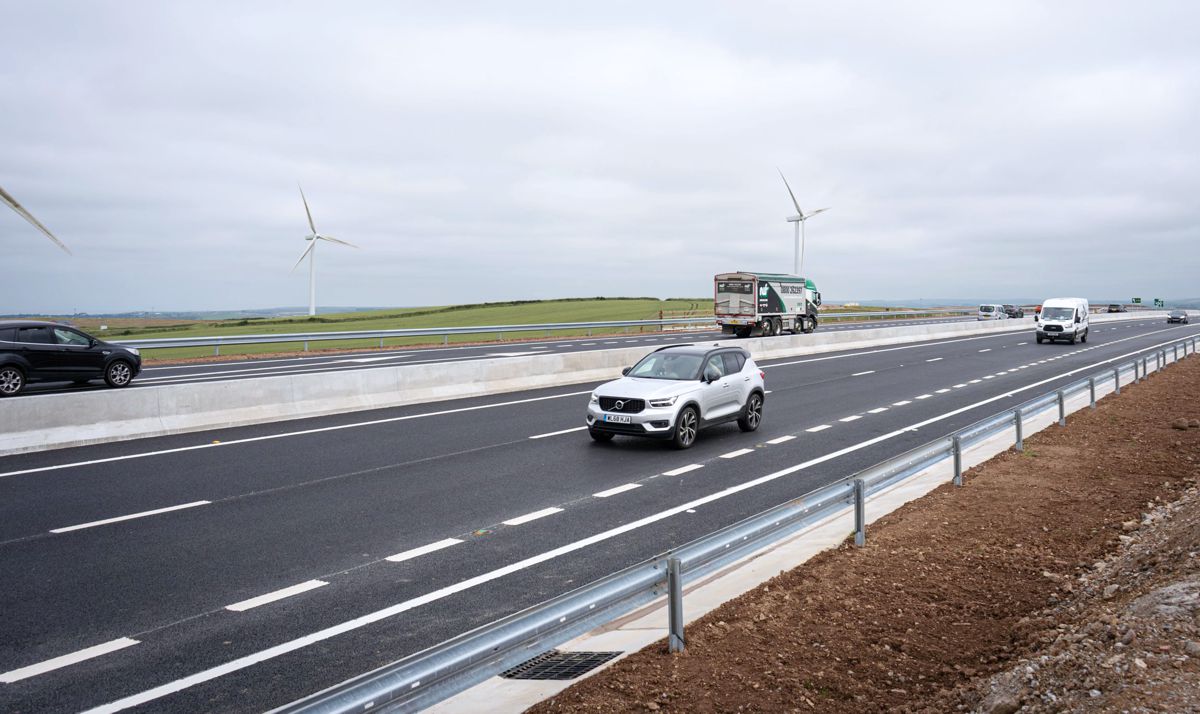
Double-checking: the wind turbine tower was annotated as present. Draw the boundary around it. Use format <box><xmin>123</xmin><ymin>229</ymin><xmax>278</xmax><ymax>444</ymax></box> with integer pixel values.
<box><xmin>776</xmin><ymin>169</ymin><xmax>829</xmax><ymax>276</ymax></box>
<box><xmin>292</xmin><ymin>185</ymin><xmax>358</xmax><ymax>316</ymax></box>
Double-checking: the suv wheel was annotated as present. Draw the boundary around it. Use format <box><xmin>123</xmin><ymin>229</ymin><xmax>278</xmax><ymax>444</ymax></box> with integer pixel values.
<box><xmin>104</xmin><ymin>360</ymin><xmax>134</xmax><ymax>388</ymax></box>
<box><xmin>671</xmin><ymin>406</ymin><xmax>699</xmax><ymax>450</ymax></box>
<box><xmin>738</xmin><ymin>393</ymin><xmax>763</xmax><ymax>432</ymax></box>
<box><xmin>0</xmin><ymin>366</ymin><xmax>25</xmax><ymax>397</ymax></box>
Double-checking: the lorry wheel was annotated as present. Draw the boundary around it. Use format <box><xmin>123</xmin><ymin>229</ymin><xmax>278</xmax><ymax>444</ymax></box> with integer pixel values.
<box><xmin>772</xmin><ymin>317</ymin><xmax>782</xmax><ymax>336</ymax></box>
<box><xmin>804</xmin><ymin>317</ymin><xmax>817</xmax><ymax>334</ymax></box>
<box><xmin>760</xmin><ymin>319</ymin><xmax>775</xmax><ymax>337</ymax></box>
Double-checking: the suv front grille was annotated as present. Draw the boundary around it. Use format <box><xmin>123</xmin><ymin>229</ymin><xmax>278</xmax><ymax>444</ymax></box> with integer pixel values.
<box><xmin>599</xmin><ymin>397</ymin><xmax>645</xmax><ymax>413</ymax></box>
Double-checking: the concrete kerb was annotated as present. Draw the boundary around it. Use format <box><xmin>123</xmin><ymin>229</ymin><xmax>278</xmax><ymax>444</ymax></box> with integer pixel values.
<box><xmin>427</xmin><ymin>314</ymin><xmax>1182</xmax><ymax>714</ymax></box>
<box><xmin>0</xmin><ymin>313</ymin><xmax>1163</xmax><ymax>456</ymax></box>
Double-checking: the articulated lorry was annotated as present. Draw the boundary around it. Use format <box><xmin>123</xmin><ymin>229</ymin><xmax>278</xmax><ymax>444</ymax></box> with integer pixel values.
<box><xmin>714</xmin><ymin>271</ymin><xmax>821</xmax><ymax>338</ymax></box>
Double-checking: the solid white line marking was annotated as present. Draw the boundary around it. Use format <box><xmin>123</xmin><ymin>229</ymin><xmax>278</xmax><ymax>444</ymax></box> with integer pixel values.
<box><xmin>593</xmin><ymin>483</ymin><xmax>642</xmax><ymax>498</ymax></box>
<box><xmin>528</xmin><ymin>426</ymin><xmax>588</xmax><ymax>440</ymax></box>
<box><xmin>1</xmin><ymin>638</ymin><xmax>140</xmax><ymax>683</ymax></box>
<box><xmin>867</xmin><ymin>407</ymin><xmax>888</xmax><ymax>414</ymax></box>
<box><xmin>839</xmin><ymin>415</ymin><xmax>862</xmax><ymax>422</ymax></box>
<box><xmin>502</xmin><ymin>507</ymin><xmax>564</xmax><ymax>526</ymax></box>
<box><xmin>851</xmin><ymin>370</ymin><xmax>875</xmax><ymax>376</ymax></box>
<box><xmin>978</xmin><ymin>348</ymin><xmax>991</xmax><ymax>353</ymax></box>
<box><xmin>892</xmin><ymin>400</ymin><xmax>912</xmax><ymax>406</ymax></box>
<box><xmin>50</xmin><ymin>501</ymin><xmax>211</xmax><ymax>534</ymax></box>
<box><xmin>935</xmin><ymin>388</ymin><xmax>951</xmax><ymax>393</ymax></box>
<box><xmin>926</xmin><ymin>357</ymin><xmax>943</xmax><ymax>362</ymax></box>
<box><xmin>719</xmin><ymin>448</ymin><xmax>755</xmax><ymax>459</ymax></box>
<box><xmin>915</xmin><ymin>394</ymin><xmax>933</xmax><ymax>399</ymax></box>
<box><xmin>806</xmin><ymin>424</ymin><xmax>832</xmax><ymax>432</ymax></box>
<box><xmin>82</xmin><ymin>327</ymin><xmax>1192</xmax><ymax>714</ymax></box>
<box><xmin>226</xmin><ymin>580</ymin><xmax>328</xmax><ymax>612</ymax></box>
<box><xmin>385</xmin><ymin>538</ymin><xmax>465</xmax><ymax>563</ymax></box>
<box><xmin>1</xmin><ymin>390</ymin><xmax>595</xmax><ymax>480</ymax></box>
<box><xmin>765</xmin><ymin>435</ymin><xmax>796</xmax><ymax>444</ymax></box>
<box><xmin>663</xmin><ymin>464</ymin><xmax>704</xmax><ymax>476</ymax></box>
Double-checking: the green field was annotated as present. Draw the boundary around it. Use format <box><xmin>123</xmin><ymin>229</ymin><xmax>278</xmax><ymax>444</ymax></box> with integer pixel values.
<box><xmin>51</xmin><ymin>298</ymin><xmax>959</xmax><ymax>362</ymax></box>
<box><xmin>78</xmin><ymin>298</ymin><xmax>713</xmax><ymax>361</ymax></box>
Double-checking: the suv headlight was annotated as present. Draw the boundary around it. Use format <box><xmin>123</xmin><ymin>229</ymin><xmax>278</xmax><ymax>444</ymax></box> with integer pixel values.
<box><xmin>127</xmin><ymin>347</ymin><xmax>140</xmax><ymax>356</ymax></box>
<box><xmin>648</xmin><ymin>396</ymin><xmax>678</xmax><ymax>408</ymax></box>
<box><xmin>589</xmin><ymin>393</ymin><xmax>599</xmax><ymax>404</ymax></box>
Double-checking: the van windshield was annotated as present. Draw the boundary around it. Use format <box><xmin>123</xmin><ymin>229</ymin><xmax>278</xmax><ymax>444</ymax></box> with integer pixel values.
<box><xmin>979</xmin><ymin>305</ymin><xmax>994</xmax><ymax>312</ymax></box>
<box><xmin>1042</xmin><ymin>307</ymin><xmax>1075</xmax><ymax>321</ymax></box>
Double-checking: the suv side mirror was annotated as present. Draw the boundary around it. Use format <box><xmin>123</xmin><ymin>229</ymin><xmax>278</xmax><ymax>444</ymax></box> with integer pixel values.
<box><xmin>89</xmin><ymin>338</ymin><xmax>98</xmax><ymax>347</ymax></box>
<box><xmin>621</xmin><ymin>367</ymin><xmax>631</xmax><ymax>376</ymax></box>
<box><xmin>703</xmin><ymin>367</ymin><xmax>721</xmax><ymax>383</ymax></box>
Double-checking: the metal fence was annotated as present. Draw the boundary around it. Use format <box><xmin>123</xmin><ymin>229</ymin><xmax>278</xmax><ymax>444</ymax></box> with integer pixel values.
<box><xmin>278</xmin><ymin>333</ymin><xmax>1199</xmax><ymax>714</ymax></box>
<box><xmin>116</xmin><ymin>310</ymin><xmax>973</xmax><ymax>355</ymax></box>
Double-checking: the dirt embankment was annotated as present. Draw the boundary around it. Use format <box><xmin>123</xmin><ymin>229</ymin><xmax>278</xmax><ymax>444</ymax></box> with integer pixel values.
<box><xmin>529</xmin><ymin>356</ymin><xmax>1200</xmax><ymax>713</ymax></box>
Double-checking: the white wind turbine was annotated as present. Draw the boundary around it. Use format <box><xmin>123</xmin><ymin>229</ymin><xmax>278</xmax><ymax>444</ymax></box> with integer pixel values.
<box><xmin>292</xmin><ymin>185</ymin><xmax>358</xmax><ymax>316</ymax></box>
<box><xmin>777</xmin><ymin>169</ymin><xmax>829</xmax><ymax>276</ymax></box>
<box><xmin>0</xmin><ymin>184</ymin><xmax>71</xmax><ymax>255</ymax></box>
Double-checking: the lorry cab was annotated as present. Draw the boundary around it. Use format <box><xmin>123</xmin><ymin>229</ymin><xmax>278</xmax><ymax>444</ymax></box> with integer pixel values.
<box><xmin>1036</xmin><ymin>298</ymin><xmax>1090</xmax><ymax>344</ymax></box>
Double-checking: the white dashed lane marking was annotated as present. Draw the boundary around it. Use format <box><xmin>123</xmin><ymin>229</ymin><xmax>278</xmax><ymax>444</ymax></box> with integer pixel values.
<box><xmin>851</xmin><ymin>370</ymin><xmax>875</xmax><ymax>376</ymax></box>
<box><xmin>50</xmin><ymin>501</ymin><xmax>211</xmax><ymax>534</ymax></box>
<box><xmin>529</xmin><ymin>426</ymin><xmax>588</xmax><ymax>440</ymax></box>
<box><xmin>663</xmin><ymin>464</ymin><xmax>704</xmax><ymax>477</ymax></box>
<box><xmin>765</xmin><ymin>435</ymin><xmax>796</xmax><ymax>445</ymax></box>
<box><xmin>386</xmin><ymin>538</ymin><xmax>465</xmax><ymax>563</ymax></box>
<box><xmin>502</xmin><ymin>507</ymin><xmax>564</xmax><ymax>526</ymax></box>
<box><xmin>806</xmin><ymin>424</ymin><xmax>832</xmax><ymax>433</ymax></box>
<box><xmin>915</xmin><ymin>394</ymin><xmax>933</xmax><ymax>399</ymax></box>
<box><xmin>0</xmin><ymin>638</ymin><xmax>140</xmax><ymax>684</ymax></box>
<box><xmin>720</xmin><ymin>448</ymin><xmax>755</xmax><ymax>459</ymax></box>
<box><xmin>226</xmin><ymin>580</ymin><xmax>328</xmax><ymax>612</ymax></box>
<box><xmin>892</xmin><ymin>400</ymin><xmax>912</xmax><ymax>406</ymax></box>
<box><xmin>867</xmin><ymin>407</ymin><xmax>888</xmax><ymax>414</ymax></box>
<box><xmin>593</xmin><ymin>483</ymin><xmax>642</xmax><ymax>498</ymax></box>
<box><xmin>926</xmin><ymin>357</ymin><xmax>943</xmax><ymax>362</ymax></box>
<box><xmin>839</xmin><ymin>415</ymin><xmax>862</xmax><ymax>422</ymax></box>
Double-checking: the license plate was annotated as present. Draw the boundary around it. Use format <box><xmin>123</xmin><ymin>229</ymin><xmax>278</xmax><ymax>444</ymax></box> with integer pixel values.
<box><xmin>604</xmin><ymin>414</ymin><xmax>632</xmax><ymax>424</ymax></box>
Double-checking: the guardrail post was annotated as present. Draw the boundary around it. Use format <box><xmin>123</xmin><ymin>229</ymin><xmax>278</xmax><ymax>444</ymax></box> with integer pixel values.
<box><xmin>1057</xmin><ymin>390</ymin><xmax>1066</xmax><ymax>426</ymax></box>
<box><xmin>303</xmin><ymin>341</ymin><xmax>309</xmax><ymax>352</ymax></box>
<box><xmin>444</xmin><ymin>334</ymin><xmax>449</xmax><ymax>346</ymax></box>
<box><xmin>1113</xmin><ymin>367</ymin><xmax>1120</xmax><ymax>395</ymax></box>
<box><xmin>952</xmin><ymin>436</ymin><xmax>963</xmax><ymax>487</ymax></box>
<box><xmin>667</xmin><ymin>558</ymin><xmax>685</xmax><ymax>653</ymax></box>
<box><xmin>379</xmin><ymin>338</ymin><xmax>384</xmax><ymax>348</ymax></box>
<box><xmin>1013</xmin><ymin>409</ymin><xmax>1024</xmax><ymax>451</ymax></box>
<box><xmin>1133</xmin><ymin>360</ymin><xmax>1140</xmax><ymax>383</ymax></box>
<box><xmin>1174</xmin><ymin>344</ymin><xmax>1179</xmax><ymax>362</ymax></box>
<box><xmin>1089</xmin><ymin>377</ymin><xmax>1096</xmax><ymax>409</ymax></box>
<box><xmin>853</xmin><ymin>479</ymin><xmax>866</xmax><ymax>546</ymax></box>
<box><xmin>214</xmin><ymin>345</ymin><xmax>220</xmax><ymax>357</ymax></box>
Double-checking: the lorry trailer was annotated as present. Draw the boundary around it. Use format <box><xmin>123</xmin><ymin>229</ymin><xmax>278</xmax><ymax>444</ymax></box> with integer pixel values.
<box><xmin>715</xmin><ymin>271</ymin><xmax>821</xmax><ymax>338</ymax></box>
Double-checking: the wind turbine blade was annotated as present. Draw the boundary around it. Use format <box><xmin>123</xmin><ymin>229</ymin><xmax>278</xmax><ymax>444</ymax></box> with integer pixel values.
<box><xmin>290</xmin><ymin>241</ymin><xmax>315</xmax><ymax>272</ymax></box>
<box><xmin>807</xmin><ymin>207</ymin><xmax>831</xmax><ymax>218</ymax></box>
<box><xmin>776</xmin><ymin>168</ymin><xmax>804</xmax><ymax>217</ymax></box>
<box><xmin>298</xmin><ymin>183</ymin><xmax>317</xmax><ymax>235</ymax></box>
<box><xmin>0</xmin><ymin>185</ymin><xmax>72</xmax><ymax>255</ymax></box>
<box><xmin>318</xmin><ymin>234</ymin><xmax>359</xmax><ymax>248</ymax></box>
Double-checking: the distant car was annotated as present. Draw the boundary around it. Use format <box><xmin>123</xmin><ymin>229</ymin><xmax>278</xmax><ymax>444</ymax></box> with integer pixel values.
<box><xmin>977</xmin><ymin>304</ymin><xmax>1007</xmax><ymax>320</ymax></box>
<box><xmin>1168</xmin><ymin>310</ymin><xmax>1189</xmax><ymax>324</ymax></box>
<box><xmin>1001</xmin><ymin>304</ymin><xmax>1025</xmax><ymax>319</ymax></box>
<box><xmin>1107</xmin><ymin>304</ymin><xmax>1128</xmax><ymax>313</ymax></box>
<box><xmin>586</xmin><ymin>344</ymin><xmax>765</xmax><ymax>449</ymax></box>
<box><xmin>0</xmin><ymin>321</ymin><xmax>142</xmax><ymax>397</ymax></box>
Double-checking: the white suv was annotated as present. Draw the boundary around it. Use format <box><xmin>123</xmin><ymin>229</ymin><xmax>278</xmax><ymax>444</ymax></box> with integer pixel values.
<box><xmin>586</xmin><ymin>344</ymin><xmax>765</xmax><ymax>449</ymax></box>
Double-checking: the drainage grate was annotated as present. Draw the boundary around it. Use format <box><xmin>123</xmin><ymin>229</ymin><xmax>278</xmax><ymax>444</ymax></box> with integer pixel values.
<box><xmin>500</xmin><ymin>650</ymin><xmax>622</xmax><ymax>680</ymax></box>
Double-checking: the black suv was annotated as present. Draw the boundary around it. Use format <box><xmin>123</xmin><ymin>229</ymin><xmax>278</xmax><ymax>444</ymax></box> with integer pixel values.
<box><xmin>0</xmin><ymin>321</ymin><xmax>142</xmax><ymax>396</ymax></box>
<box><xmin>1002</xmin><ymin>304</ymin><xmax>1025</xmax><ymax>318</ymax></box>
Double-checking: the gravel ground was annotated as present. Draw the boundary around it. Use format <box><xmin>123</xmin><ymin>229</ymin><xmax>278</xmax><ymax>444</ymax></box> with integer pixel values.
<box><xmin>527</xmin><ymin>355</ymin><xmax>1200</xmax><ymax>713</ymax></box>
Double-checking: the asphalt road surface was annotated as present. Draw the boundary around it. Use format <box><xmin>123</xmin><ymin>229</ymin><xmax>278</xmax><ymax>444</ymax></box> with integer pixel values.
<box><xmin>12</xmin><ymin>315</ymin><xmax>976</xmax><ymax>398</ymax></box>
<box><xmin>2</xmin><ymin>316</ymin><xmax>1195</xmax><ymax>713</ymax></box>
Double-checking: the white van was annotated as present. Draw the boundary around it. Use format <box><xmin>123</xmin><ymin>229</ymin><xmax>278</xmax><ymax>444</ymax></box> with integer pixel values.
<box><xmin>1036</xmin><ymin>297</ymin><xmax>1090</xmax><ymax>344</ymax></box>
<box><xmin>978</xmin><ymin>304</ymin><xmax>1007</xmax><ymax>320</ymax></box>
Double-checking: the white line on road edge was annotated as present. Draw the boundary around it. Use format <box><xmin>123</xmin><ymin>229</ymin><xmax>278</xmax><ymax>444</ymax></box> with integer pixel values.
<box><xmin>81</xmin><ymin>327</ymin><xmax>1197</xmax><ymax>714</ymax></box>
<box><xmin>719</xmin><ymin>448</ymin><xmax>755</xmax><ymax>459</ymax></box>
<box><xmin>806</xmin><ymin>424</ymin><xmax>832</xmax><ymax>432</ymax></box>
<box><xmin>593</xmin><ymin>484</ymin><xmax>642</xmax><ymax>498</ymax></box>
<box><xmin>1</xmin><ymin>638</ymin><xmax>139</xmax><ymax>683</ymax></box>
<box><xmin>765</xmin><ymin>435</ymin><xmax>796</xmax><ymax>444</ymax></box>
<box><xmin>502</xmin><ymin>507</ymin><xmax>564</xmax><ymax>526</ymax></box>
<box><xmin>385</xmin><ymin>538</ymin><xmax>465</xmax><ymax>563</ymax></box>
<box><xmin>1</xmin><ymin>390</ymin><xmax>595</xmax><ymax>480</ymax></box>
<box><xmin>662</xmin><ymin>464</ymin><xmax>704</xmax><ymax>477</ymax></box>
<box><xmin>528</xmin><ymin>426</ymin><xmax>588</xmax><ymax>440</ymax></box>
<box><xmin>225</xmin><ymin>581</ymin><xmax>328</xmax><ymax>612</ymax></box>
<box><xmin>839</xmin><ymin>415</ymin><xmax>862</xmax><ymax>422</ymax></box>
<box><xmin>851</xmin><ymin>370</ymin><xmax>875</xmax><ymax>376</ymax></box>
<box><xmin>49</xmin><ymin>501</ymin><xmax>212</xmax><ymax>534</ymax></box>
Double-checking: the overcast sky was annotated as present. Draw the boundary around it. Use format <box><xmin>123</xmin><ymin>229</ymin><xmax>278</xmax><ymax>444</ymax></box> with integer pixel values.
<box><xmin>2</xmin><ymin>1</ymin><xmax>1197</xmax><ymax>313</ymax></box>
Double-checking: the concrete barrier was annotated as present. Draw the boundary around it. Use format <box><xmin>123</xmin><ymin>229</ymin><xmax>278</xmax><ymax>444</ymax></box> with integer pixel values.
<box><xmin>0</xmin><ymin>312</ymin><xmax>1166</xmax><ymax>455</ymax></box>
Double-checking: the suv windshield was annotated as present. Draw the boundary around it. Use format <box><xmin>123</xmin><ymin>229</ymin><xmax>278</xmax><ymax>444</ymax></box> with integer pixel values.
<box><xmin>1042</xmin><ymin>307</ymin><xmax>1075</xmax><ymax>321</ymax></box>
<box><xmin>628</xmin><ymin>352</ymin><xmax>704</xmax><ymax>380</ymax></box>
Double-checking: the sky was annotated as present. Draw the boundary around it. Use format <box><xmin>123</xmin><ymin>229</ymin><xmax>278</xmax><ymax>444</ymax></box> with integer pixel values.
<box><xmin>1</xmin><ymin>1</ymin><xmax>1198</xmax><ymax>313</ymax></box>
